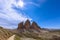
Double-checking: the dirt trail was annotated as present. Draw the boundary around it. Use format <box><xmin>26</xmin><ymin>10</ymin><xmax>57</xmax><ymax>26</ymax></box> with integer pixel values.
<box><xmin>20</xmin><ymin>38</ymin><xmax>36</xmax><ymax>40</ymax></box>
<box><xmin>7</xmin><ymin>35</ymin><xmax>15</xmax><ymax>40</ymax></box>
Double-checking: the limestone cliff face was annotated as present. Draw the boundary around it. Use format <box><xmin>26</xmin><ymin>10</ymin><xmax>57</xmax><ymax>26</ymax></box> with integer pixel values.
<box><xmin>30</xmin><ymin>22</ymin><xmax>41</xmax><ymax>31</ymax></box>
<box><xmin>17</xmin><ymin>20</ymin><xmax>41</xmax><ymax>32</ymax></box>
<box><xmin>24</xmin><ymin>20</ymin><xmax>30</xmax><ymax>29</ymax></box>
<box><xmin>17</xmin><ymin>22</ymin><xmax>23</xmax><ymax>30</ymax></box>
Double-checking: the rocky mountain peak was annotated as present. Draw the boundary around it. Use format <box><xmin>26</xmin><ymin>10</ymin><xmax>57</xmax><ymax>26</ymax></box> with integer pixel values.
<box><xmin>17</xmin><ymin>22</ymin><xmax>23</xmax><ymax>30</ymax></box>
<box><xmin>24</xmin><ymin>20</ymin><xmax>30</xmax><ymax>29</ymax></box>
<box><xmin>17</xmin><ymin>20</ymin><xmax>41</xmax><ymax>32</ymax></box>
<box><xmin>30</xmin><ymin>21</ymin><xmax>41</xmax><ymax>31</ymax></box>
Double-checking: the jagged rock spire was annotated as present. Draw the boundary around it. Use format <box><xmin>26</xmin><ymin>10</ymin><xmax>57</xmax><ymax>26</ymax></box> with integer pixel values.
<box><xmin>31</xmin><ymin>21</ymin><xmax>41</xmax><ymax>31</ymax></box>
<box><xmin>17</xmin><ymin>20</ymin><xmax>41</xmax><ymax>32</ymax></box>
<box><xmin>24</xmin><ymin>20</ymin><xmax>30</xmax><ymax>29</ymax></box>
<box><xmin>17</xmin><ymin>22</ymin><xmax>23</xmax><ymax>30</ymax></box>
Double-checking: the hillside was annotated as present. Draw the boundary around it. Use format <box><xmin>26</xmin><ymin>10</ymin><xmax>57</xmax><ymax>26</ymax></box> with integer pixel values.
<box><xmin>0</xmin><ymin>27</ymin><xmax>13</xmax><ymax>40</ymax></box>
<box><xmin>0</xmin><ymin>20</ymin><xmax>60</xmax><ymax>40</ymax></box>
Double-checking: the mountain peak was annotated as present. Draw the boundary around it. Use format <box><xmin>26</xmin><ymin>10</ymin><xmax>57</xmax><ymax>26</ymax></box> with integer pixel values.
<box><xmin>17</xmin><ymin>20</ymin><xmax>41</xmax><ymax>32</ymax></box>
<box><xmin>31</xmin><ymin>21</ymin><xmax>41</xmax><ymax>30</ymax></box>
<box><xmin>24</xmin><ymin>19</ymin><xmax>30</xmax><ymax>29</ymax></box>
<box><xmin>17</xmin><ymin>22</ymin><xmax>23</xmax><ymax>30</ymax></box>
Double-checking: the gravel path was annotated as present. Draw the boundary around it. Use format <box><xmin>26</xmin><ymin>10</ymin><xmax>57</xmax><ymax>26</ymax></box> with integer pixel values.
<box><xmin>20</xmin><ymin>38</ymin><xmax>36</xmax><ymax>40</ymax></box>
<box><xmin>7</xmin><ymin>35</ymin><xmax>15</xmax><ymax>40</ymax></box>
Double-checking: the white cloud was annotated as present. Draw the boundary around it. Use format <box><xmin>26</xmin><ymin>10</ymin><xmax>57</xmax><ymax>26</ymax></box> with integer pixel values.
<box><xmin>25</xmin><ymin>2</ymin><xmax>40</xmax><ymax>7</ymax></box>
<box><xmin>0</xmin><ymin>0</ymin><xmax>32</xmax><ymax>29</ymax></box>
<box><xmin>22</xmin><ymin>0</ymin><xmax>46</xmax><ymax>8</ymax></box>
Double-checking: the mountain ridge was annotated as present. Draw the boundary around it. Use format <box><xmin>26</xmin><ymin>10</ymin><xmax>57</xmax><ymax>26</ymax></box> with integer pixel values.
<box><xmin>0</xmin><ymin>20</ymin><xmax>60</xmax><ymax>40</ymax></box>
<box><xmin>17</xmin><ymin>20</ymin><xmax>41</xmax><ymax>32</ymax></box>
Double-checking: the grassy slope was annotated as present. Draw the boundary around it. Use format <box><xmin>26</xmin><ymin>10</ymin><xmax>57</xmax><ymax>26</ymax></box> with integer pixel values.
<box><xmin>0</xmin><ymin>27</ymin><xmax>13</xmax><ymax>40</ymax></box>
<box><xmin>13</xmin><ymin>30</ymin><xmax>60</xmax><ymax>40</ymax></box>
<box><xmin>0</xmin><ymin>27</ymin><xmax>60</xmax><ymax>40</ymax></box>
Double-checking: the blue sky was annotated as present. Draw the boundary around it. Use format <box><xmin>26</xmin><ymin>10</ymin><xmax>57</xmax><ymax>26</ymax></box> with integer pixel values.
<box><xmin>0</xmin><ymin>0</ymin><xmax>60</xmax><ymax>29</ymax></box>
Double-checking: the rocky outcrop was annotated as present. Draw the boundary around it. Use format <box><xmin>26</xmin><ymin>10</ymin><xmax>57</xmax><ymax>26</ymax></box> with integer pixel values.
<box><xmin>17</xmin><ymin>22</ymin><xmax>23</xmax><ymax>30</ymax></box>
<box><xmin>51</xmin><ymin>35</ymin><xmax>60</xmax><ymax>40</ymax></box>
<box><xmin>30</xmin><ymin>22</ymin><xmax>41</xmax><ymax>31</ymax></box>
<box><xmin>17</xmin><ymin>20</ymin><xmax>41</xmax><ymax>32</ymax></box>
<box><xmin>24</xmin><ymin>20</ymin><xmax>30</xmax><ymax>29</ymax></box>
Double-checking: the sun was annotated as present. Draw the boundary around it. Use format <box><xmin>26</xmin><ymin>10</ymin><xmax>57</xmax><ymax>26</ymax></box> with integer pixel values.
<box><xmin>17</xmin><ymin>0</ymin><xmax>24</xmax><ymax>8</ymax></box>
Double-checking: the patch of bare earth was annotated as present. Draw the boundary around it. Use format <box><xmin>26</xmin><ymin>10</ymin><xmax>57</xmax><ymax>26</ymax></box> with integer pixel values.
<box><xmin>20</xmin><ymin>37</ymin><xmax>36</xmax><ymax>40</ymax></box>
<box><xmin>7</xmin><ymin>35</ymin><xmax>15</xmax><ymax>40</ymax></box>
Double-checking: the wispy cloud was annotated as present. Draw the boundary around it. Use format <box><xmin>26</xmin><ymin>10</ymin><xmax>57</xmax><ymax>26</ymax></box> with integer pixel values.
<box><xmin>0</xmin><ymin>0</ymin><xmax>46</xmax><ymax>29</ymax></box>
<box><xmin>23</xmin><ymin>0</ymin><xmax>46</xmax><ymax>7</ymax></box>
<box><xmin>0</xmin><ymin>0</ymin><xmax>32</xmax><ymax>29</ymax></box>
